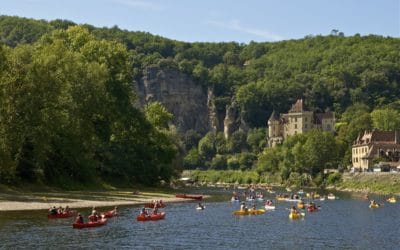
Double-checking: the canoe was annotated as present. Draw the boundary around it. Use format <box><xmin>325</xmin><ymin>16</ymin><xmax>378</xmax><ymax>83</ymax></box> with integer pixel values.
<box><xmin>264</xmin><ymin>205</ymin><xmax>276</xmax><ymax>210</ymax></box>
<box><xmin>297</xmin><ymin>203</ymin><xmax>305</xmax><ymax>209</ymax></box>
<box><xmin>175</xmin><ymin>194</ymin><xmax>203</xmax><ymax>200</ymax></box>
<box><xmin>231</xmin><ymin>199</ymin><xmax>240</xmax><ymax>203</ymax></box>
<box><xmin>48</xmin><ymin>211</ymin><xmax>76</xmax><ymax>219</ymax></box>
<box><xmin>289</xmin><ymin>213</ymin><xmax>300</xmax><ymax>219</ymax></box>
<box><xmin>285</xmin><ymin>198</ymin><xmax>302</xmax><ymax>202</ymax></box>
<box><xmin>387</xmin><ymin>198</ymin><xmax>396</xmax><ymax>203</ymax></box>
<box><xmin>233</xmin><ymin>209</ymin><xmax>265</xmax><ymax>215</ymax></box>
<box><xmin>101</xmin><ymin>210</ymin><xmax>117</xmax><ymax>218</ymax></box>
<box><xmin>144</xmin><ymin>203</ymin><xmax>166</xmax><ymax>208</ymax></box>
<box><xmin>137</xmin><ymin>212</ymin><xmax>166</xmax><ymax>221</ymax></box>
<box><xmin>369</xmin><ymin>204</ymin><xmax>380</xmax><ymax>209</ymax></box>
<box><xmin>73</xmin><ymin>219</ymin><xmax>107</xmax><ymax>229</ymax></box>
<box><xmin>307</xmin><ymin>207</ymin><xmax>319</xmax><ymax>212</ymax></box>
<box><xmin>196</xmin><ymin>206</ymin><xmax>206</xmax><ymax>210</ymax></box>
<box><xmin>327</xmin><ymin>195</ymin><xmax>336</xmax><ymax>200</ymax></box>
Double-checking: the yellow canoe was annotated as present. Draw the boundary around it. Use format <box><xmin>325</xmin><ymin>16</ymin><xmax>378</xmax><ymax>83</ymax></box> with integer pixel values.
<box><xmin>297</xmin><ymin>203</ymin><xmax>305</xmax><ymax>209</ymax></box>
<box><xmin>387</xmin><ymin>198</ymin><xmax>396</xmax><ymax>203</ymax></box>
<box><xmin>369</xmin><ymin>204</ymin><xmax>380</xmax><ymax>208</ymax></box>
<box><xmin>289</xmin><ymin>213</ymin><xmax>300</xmax><ymax>219</ymax></box>
<box><xmin>233</xmin><ymin>209</ymin><xmax>265</xmax><ymax>215</ymax></box>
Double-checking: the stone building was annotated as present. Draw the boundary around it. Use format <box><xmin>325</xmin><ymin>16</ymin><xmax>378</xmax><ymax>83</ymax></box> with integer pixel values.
<box><xmin>267</xmin><ymin>99</ymin><xmax>335</xmax><ymax>147</ymax></box>
<box><xmin>352</xmin><ymin>130</ymin><xmax>400</xmax><ymax>171</ymax></box>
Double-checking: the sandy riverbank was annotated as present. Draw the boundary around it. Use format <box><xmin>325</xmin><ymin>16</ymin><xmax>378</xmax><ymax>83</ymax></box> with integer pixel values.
<box><xmin>0</xmin><ymin>189</ymin><xmax>208</xmax><ymax>211</ymax></box>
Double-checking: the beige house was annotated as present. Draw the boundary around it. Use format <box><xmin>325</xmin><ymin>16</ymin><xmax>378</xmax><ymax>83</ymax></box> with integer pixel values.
<box><xmin>267</xmin><ymin>99</ymin><xmax>335</xmax><ymax>147</ymax></box>
<box><xmin>352</xmin><ymin>130</ymin><xmax>400</xmax><ymax>170</ymax></box>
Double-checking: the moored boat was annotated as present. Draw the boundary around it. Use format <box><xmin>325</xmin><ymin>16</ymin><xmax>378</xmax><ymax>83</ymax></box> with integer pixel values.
<box><xmin>73</xmin><ymin>219</ymin><xmax>107</xmax><ymax>229</ymax></box>
<box><xmin>48</xmin><ymin>211</ymin><xmax>76</xmax><ymax>219</ymax></box>
<box><xmin>175</xmin><ymin>194</ymin><xmax>203</xmax><ymax>200</ymax></box>
<box><xmin>137</xmin><ymin>212</ymin><xmax>166</xmax><ymax>221</ymax></box>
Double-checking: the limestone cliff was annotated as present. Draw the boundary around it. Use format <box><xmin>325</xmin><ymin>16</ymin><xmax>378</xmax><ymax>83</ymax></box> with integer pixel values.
<box><xmin>134</xmin><ymin>67</ymin><xmax>212</xmax><ymax>134</ymax></box>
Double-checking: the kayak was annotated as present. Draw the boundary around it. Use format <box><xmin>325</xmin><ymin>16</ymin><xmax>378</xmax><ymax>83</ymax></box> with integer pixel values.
<box><xmin>196</xmin><ymin>206</ymin><xmax>206</xmax><ymax>210</ymax></box>
<box><xmin>231</xmin><ymin>199</ymin><xmax>240</xmax><ymax>203</ymax></box>
<box><xmin>48</xmin><ymin>211</ymin><xmax>76</xmax><ymax>219</ymax></box>
<box><xmin>101</xmin><ymin>210</ymin><xmax>117</xmax><ymax>218</ymax></box>
<box><xmin>175</xmin><ymin>194</ymin><xmax>203</xmax><ymax>200</ymax></box>
<box><xmin>73</xmin><ymin>219</ymin><xmax>107</xmax><ymax>229</ymax></box>
<box><xmin>387</xmin><ymin>198</ymin><xmax>396</xmax><ymax>203</ymax></box>
<box><xmin>233</xmin><ymin>209</ymin><xmax>265</xmax><ymax>215</ymax></box>
<box><xmin>289</xmin><ymin>213</ymin><xmax>300</xmax><ymax>219</ymax></box>
<box><xmin>369</xmin><ymin>204</ymin><xmax>380</xmax><ymax>209</ymax></box>
<box><xmin>144</xmin><ymin>203</ymin><xmax>166</xmax><ymax>208</ymax></box>
<box><xmin>137</xmin><ymin>212</ymin><xmax>166</xmax><ymax>221</ymax></box>
<box><xmin>264</xmin><ymin>205</ymin><xmax>276</xmax><ymax>210</ymax></box>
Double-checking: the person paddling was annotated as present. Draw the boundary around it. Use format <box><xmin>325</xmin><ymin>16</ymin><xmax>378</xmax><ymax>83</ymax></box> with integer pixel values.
<box><xmin>75</xmin><ymin>213</ymin><xmax>84</xmax><ymax>224</ymax></box>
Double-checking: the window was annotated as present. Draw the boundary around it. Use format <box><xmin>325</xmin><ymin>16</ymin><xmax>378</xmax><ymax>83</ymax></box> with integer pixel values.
<box><xmin>295</xmin><ymin>124</ymin><xmax>297</xmax><ymax>129</ymax></box>
<box><xmin>305</xmin><ymin>117</ymin><xmax>307</xmax><ymax>122</ymax></box>
<box><xmin>305</xmin><ymin>124</ymin><xmax>308</xmax><ymax>129</ymax></box>
<box><xmin>295</xmin><ymin>117</ymin><xmax>297</xmax><ymax>122</ymax></box>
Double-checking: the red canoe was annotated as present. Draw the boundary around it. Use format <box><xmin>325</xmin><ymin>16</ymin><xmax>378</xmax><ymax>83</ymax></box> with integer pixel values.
<box><xmin>144</xmin><ymin>203</ymin><xmax>166</xmax><ymax>208</ymax></box>
<box><xmin>307</xmin><ymin>207</ymin><xmax>319</xmax><ymax>212</ymax></box>
<box><xmin>47</xmin><ymin>211</ymin><xmax>76</xmax><ymax>219</ymax></box>
<box><xmin>101</xmin><ymin>210</ymin><xmax>117</xmax><ymax>218</ymax></box>
<box><xmin>137</xmin><ymin>212</ymin><xmax>166</xmax><ymax>221</ymax></box>
<box><xmin>73</xmin><ymin>219</ymin><xmax>107</xmax><ymax>229</ymax></box>
<box><xmin>175</xmin><ymin>194</ymin><xmax>203</xmax><ymax>200</ymax></box>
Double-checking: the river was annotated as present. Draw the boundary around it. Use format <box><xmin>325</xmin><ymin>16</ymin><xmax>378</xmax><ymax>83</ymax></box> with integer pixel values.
<box><xmin>0</xmin><ymin>189</ymin><xmax>398</xmax><ymax>249</ymax></box>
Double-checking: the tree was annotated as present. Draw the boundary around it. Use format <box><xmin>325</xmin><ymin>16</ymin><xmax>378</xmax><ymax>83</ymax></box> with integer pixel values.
<box><xmin>371</xmin><ymin>108</ymin><xmax>400</xmax><ymax>131</ymax></box>
<box><xmin>145</xmin><ymin>102</ymin><xmax>173</xmax><ymax>130</ymax></box>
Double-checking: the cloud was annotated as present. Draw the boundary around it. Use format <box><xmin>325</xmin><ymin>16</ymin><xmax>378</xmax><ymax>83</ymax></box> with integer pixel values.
<box><xmin>112</xmin><ymin>0</ymin><xmax>164</xmax><ymax>11</ymax></box>
<box><xmin>206</xmin><ymin>19</ymin><xmax>284</xmax><ymax>41</ymax></box>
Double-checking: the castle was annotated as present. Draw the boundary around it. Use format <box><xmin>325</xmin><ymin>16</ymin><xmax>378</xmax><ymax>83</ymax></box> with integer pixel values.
<box><xmin>267</xmin><ymin>99</ymin><xmax>335</xmax><ymax>147</ymax></box>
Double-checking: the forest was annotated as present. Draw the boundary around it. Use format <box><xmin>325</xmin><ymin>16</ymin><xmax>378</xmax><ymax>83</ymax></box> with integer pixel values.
<box><xmin>0</xmin><ymin>15</ymin><xmax>399</xmax><ymax>187</ymax></box>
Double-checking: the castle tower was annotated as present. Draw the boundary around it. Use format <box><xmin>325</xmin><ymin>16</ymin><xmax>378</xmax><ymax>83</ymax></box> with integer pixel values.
<box><xmin>267</xmin><ymin>110</ymin><xmax>283</xmax><ymax>147</ymax></box>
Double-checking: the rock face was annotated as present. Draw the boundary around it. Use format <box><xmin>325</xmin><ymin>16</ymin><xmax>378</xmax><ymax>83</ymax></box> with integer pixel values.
<box><xmin>134</xmin><ymin>67</ymin><xmax>211</xmax><ymax>134</ymax></box>
<box><xmin>223</xmin><ymin>100</ymin><xmax>240</xmax><ymax>139</ymax></box>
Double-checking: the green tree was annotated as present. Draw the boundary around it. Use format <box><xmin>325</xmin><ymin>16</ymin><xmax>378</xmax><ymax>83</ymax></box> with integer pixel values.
<box><xmin>371</xmin><ymin>108</ymin><xmax>400</xmax><ymax>131</ymax></box>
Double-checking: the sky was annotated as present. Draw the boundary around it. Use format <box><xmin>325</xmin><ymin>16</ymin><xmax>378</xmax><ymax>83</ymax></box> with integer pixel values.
<box><xmin>1</xmin><ymin>0</ymin><xmax>399</xmax><ymax>43</ymax></box>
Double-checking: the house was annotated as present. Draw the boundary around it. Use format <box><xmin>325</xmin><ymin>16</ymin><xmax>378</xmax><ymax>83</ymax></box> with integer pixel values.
<box><xmin>352</xmin><ymin>130</ymin><xmax>400</xmax><ymax>171</ymax></box>
<box><xmin>267</xmin><ymin>99</ymin><xmax>335</xmax><ymax>147</ymax></box>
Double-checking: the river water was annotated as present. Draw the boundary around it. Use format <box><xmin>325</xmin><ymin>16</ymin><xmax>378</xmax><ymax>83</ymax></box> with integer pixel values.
<box><xmin>0</xmin><ymin>189</ymin><xmax>398</xmax><ymax>249</ymax></box>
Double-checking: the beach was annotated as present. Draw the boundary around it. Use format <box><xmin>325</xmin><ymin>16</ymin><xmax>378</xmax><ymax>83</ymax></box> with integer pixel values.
<box><xmin>0</xmin><ymin>189</ymin><xmax>202</xmax><ymax>211</ymax></box>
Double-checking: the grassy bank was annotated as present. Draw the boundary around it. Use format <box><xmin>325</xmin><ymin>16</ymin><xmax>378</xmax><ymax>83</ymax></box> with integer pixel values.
<box><xmin>183</xmin><ymin>170</ymin><xmax>282</xmax><ymax>185</ymax></box>
<box><xmin>335</xmin><ymin>173</ymin><xmax>400</xmax><ymax>195</ymax></box>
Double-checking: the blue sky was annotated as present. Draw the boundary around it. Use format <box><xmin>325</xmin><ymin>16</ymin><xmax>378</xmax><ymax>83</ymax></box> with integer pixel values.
<box><xmin>2</xmin><ymin>0</ymin><xmax>399</xmax><ymax>43</ymax></box>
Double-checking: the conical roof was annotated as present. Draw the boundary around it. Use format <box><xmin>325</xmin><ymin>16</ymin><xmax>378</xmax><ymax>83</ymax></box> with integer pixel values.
<box><xmin>268</xmin><ymin>110</ymin><xmax>280</xmax><ymax>121</ymax></box>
